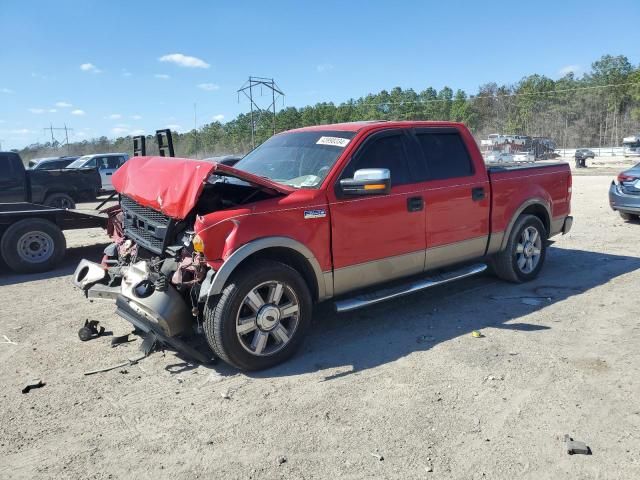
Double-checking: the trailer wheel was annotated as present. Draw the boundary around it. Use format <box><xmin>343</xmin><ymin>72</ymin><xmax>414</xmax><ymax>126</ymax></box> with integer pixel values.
<box><xmin>44</xmin><ymin>193</ymin><xmax>75</xmax><ymax>209</ymax></box>
<box><xmin>490</xmin><ymin>214</ymin><xmax>547</xmax><ymax>283</ymax></box>
<box><xmin>203</xmin><ymin>259</ymin><xmax>312</xmax><ymax>371</ymax></box>
<box><xmin>1</xmin><ymin>218</ymin><xmax>66</xmax><ymax>274</ymax></box>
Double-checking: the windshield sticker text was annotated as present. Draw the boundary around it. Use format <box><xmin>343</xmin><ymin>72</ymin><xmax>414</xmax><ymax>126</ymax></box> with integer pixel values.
<box><xmin>316</xmin><ymin>136</ymin><xmax>351</xmax><ymax>148</ymax></box>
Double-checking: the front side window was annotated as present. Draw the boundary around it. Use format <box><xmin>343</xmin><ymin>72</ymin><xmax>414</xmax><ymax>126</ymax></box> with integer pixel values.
<box><xmin>233</xmin><ymin>130</ymin><xmax>355</xmax><ymax>189</ymax></box>
<box><xmin>416</xmin><ymin>132</ymin><xmax>474</xmax><ymax>180</ymax></box>
<box><xmin>342</xmin><ymin>133</ymin><xmax>411</xmax><ymax>186</ymax></box>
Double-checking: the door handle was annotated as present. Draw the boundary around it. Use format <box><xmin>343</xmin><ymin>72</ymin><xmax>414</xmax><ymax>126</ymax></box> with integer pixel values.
<box><xmin>407</xmin><ymin>196</ymin><xmax>424</xmax><ymax>212</ymax></box>
<box><xmin>471</xmin><ymin>187</ymin><xmax>485</xmax><ymax>201</ymax></box>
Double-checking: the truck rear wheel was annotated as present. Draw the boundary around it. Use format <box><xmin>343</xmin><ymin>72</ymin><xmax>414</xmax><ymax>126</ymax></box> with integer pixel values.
<box><xmin>1</xmin><ymin>218</ymin><xmax>66</xmax><ymax>274</ymax></box>
<box><xmin>203</xmin><ymin>259</ymin><xmax>312</xmax><ymax>371</ymax></box>
<box><xmin>491</xmin><ymin>214</ymin><xmax>547</xmax><ymax>283</ymax></box>
<box><xmin>44</xmin><ymin>193</ymin><xmax>75</xmax><ymax>209</ymax></box>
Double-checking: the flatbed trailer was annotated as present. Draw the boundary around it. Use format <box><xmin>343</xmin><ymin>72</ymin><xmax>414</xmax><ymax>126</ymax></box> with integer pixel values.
<box><xmin>0</xmin><ymin>202</ymin><xmax>107</xmax><ymax>274</ymax></box>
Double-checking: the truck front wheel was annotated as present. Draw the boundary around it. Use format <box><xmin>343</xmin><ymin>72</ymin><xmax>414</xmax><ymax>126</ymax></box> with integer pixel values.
<box><xmin>491</xmin><ymin>214</ymin><xmax>547</xmax><ymax>283</ymax></box>
<box><xmin>1</xmin><ymin>218</ymin><xmax>66</xmax><ymax>274</ymax></box>
<box><xmin>203</xmin><ymin>259</ymin><xmax>312</xmax><ymax>371</ymax></box>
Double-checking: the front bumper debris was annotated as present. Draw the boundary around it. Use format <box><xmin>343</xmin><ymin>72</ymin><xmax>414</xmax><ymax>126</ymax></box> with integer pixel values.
<box><xmin>73</xmin><ymin>259</ymin><xmax>192</xmax><ymax>338</ymax></box>
<box><xmin>609</xmin><ymin>181</ymin><xmax>640</xmax><ymax>214</ymax></box>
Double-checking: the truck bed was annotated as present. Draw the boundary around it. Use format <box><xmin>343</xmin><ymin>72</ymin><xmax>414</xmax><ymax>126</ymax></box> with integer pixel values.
<box><xmin>0</xmin><ymin>202</ymin><xmax>107</xmax><ymax>230</ymax></box>
<box><xmin>487</xmin><ymin>161</ymin><xmax>572</xmax><ymax>238</ymax></box>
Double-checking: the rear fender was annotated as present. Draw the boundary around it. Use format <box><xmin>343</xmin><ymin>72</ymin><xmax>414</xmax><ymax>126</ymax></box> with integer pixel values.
<box><xmin>499</xmin><ymin>198</ymin><xmax>551</xmax><ymax>251</ymax></box>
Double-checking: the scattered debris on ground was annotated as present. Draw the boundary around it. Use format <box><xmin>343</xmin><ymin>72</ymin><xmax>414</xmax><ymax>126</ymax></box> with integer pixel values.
<box><xmin>21</xmin><ymin>379</ymin><xmax>45</xmax><ymax>394</ymax></box>
<box><xmin>471</xmin><ymin>330</ymin><xmax>484</xmax><ymax>338</ymax></box>
<box><xmin>564</xmin><ymin>435</ymin><xmax>591</xmax><ymax>455</ymax></box>
<box><xmin>83</xmin><ymin>354</ymin><xmax>147</xmax><ymax>376</ymax></box>
<box><xmin>77</xmin><ymin>320</ymin><xmax>105</xmax><ymax>341</ymax></box>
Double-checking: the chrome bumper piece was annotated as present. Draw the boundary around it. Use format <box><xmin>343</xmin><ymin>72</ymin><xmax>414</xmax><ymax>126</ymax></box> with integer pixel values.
<box><xmin>73</xmin><ymin>259</ymin><xmax>192</xmax><ymax>337</ymax></box>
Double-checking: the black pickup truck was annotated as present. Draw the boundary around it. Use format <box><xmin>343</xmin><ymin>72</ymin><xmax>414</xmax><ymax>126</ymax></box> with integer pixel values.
<box><xmin>0</xmin><ymin>151</ymin><xmax>101</xmax><ymax>209</ymax></box>
<box><xmin>1</xmin><ymin>151</ymin><xmax>106</xmax><ymax>274</ymax></box>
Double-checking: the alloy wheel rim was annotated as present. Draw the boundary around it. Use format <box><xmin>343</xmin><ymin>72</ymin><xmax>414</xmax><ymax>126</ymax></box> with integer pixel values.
<box><xmin>17</xmin><ymin>231</ymin><xmax>54</xmax><ymax>263</ymax></box>
<box><xmin>515</xmin><ymin>226</ymin><xmax>542</xmax><ymax>274</ymax></box>
<box><xmin>236</xmin><ymin>280</ymin><xmax>300</xmax><ymax>357</ymax></box>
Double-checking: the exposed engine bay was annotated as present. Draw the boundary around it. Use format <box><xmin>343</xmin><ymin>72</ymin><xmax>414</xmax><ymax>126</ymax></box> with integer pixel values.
<box><xmin>73</xmin><ymin>178</ymin><xmax>280</xmax><ymax>349</ymax></box>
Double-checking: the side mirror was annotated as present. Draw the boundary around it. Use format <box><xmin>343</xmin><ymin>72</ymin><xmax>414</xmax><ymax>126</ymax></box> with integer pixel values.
<box><xmin>339</xmin><ymin>168</ymin><xmax>391</xmax><ymax>196</ymax></box>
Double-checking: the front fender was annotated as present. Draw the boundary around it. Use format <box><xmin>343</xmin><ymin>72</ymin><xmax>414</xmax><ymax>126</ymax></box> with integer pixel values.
<box><xmin>199</xmin><ymin>236</ymin><xmax>329</xmax><ymax>303</ymax></box>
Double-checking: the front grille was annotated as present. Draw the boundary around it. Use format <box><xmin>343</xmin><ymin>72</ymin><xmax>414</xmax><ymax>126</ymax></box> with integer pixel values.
<box><xmin>120</xmin><ymin>196</ymin><xmax>173</xmax><ymax>254</ymax></box>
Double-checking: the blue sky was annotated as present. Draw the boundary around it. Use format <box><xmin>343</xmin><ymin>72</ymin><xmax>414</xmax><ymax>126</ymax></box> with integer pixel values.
<box><xmin>1</xmin><ymin>0</ymin><xmax>639</xmax><ymax>150</ymax></box>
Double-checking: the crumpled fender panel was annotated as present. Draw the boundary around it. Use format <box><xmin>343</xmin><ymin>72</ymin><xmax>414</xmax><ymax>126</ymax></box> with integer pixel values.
<box><xmin>112</xmin><ymin>156</ymin><xmax>294</xmax><ymax>220</ymax></box>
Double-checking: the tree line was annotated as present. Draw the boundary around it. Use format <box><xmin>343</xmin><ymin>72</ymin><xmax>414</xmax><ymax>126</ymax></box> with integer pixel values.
<box><xmin>17</xmin><ymin>54</ymin><xmax>640</xmax><ymax>162</ymax></box>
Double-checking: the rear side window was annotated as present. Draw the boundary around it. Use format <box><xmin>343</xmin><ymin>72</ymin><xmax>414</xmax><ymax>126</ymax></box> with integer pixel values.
<box><xmin>106</xmin><ymin>157</ymin><xmax>121</xmax><ymax>169</ymax></box>
<box><xmin>1</xmin><ymin>153</ymin><xmax>21</xmax><ymax>178</ymax></box>
<box><xmin>344</xmin><ymin>134</ymin><xmax>411</xmax><ymax>186</ymax></box>
<box><xmin>415</xmin><ymin>132</ymin><xmax>474</xmax><ymax>180</ymax></box>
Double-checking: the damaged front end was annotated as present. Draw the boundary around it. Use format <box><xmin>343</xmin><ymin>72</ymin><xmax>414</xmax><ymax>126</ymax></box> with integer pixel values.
<box><xmin>72</xmin><ymin>156</ymin><xmax>287</xmax><ymax>363</ymax></box>
<box><xmin>74</xmin><ymin>195</ymin><xmax>212</xmax><ymax>342</ymax></box>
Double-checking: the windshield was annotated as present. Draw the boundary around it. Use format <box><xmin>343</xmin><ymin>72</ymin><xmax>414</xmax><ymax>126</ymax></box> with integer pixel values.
<box><xmin>232</xmin><ymin>130</ymin><xmax>356</xmax><ymax>188</ymax></box>
<box><xmin>66</xmin><ymin>155</ymin><xmax>91</xmax><ymax>168</ymax></box>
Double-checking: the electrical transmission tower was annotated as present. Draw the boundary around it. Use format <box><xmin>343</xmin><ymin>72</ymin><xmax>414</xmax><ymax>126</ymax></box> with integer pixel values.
<box><xmin>237</xmin><ymin>76</ymin><xmax>284</xmax><ymax>148</ymax></box>
<box><xmin>43</xmin><ymin>124</ymin><xmax>74</xmax><ymax>153</ymax></box>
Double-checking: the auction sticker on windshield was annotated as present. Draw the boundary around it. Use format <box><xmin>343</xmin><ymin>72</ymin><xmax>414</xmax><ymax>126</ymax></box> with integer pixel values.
<box><xmin>316</xmin><ymin>136</ymin><xmax>351</xmax><ymax>147</ymax></box>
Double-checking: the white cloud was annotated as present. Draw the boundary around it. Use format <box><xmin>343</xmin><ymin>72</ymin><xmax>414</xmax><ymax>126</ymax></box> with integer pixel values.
<box><xmin>197</xmin><ymin>83</ymin><xmax>220</xmax><ymax>91</ymax></box>
<box><xmin>55</xmin><ymin>101</ymin><xmax>72</xmax><ymax>108</ymax></box>
<box><xmin>131</xmin><ymin>114</ymin><xmax>142</xmax><ymax>120</ymax></box>
<box><xmin>80</xmin><ymin>63</ymin><xmax>102</xmax><ymax>73</ymax></box>
<box><xmin>71</xmin><ymin>109</ymin><xmax>85</xmax><ymax>116</ymax></box>
<box><xmin>559</xmin><ymin>64</ymin><xmax>581</xmax><ymax>76</ymax></box>
<box><xmin>316</xmin><ymin>63</ymin><xmax>334</xmax><ymax>73</ymax></box>
<box><xmin>130</xmin><ymin>129</ymin><xmax>145</xmax><ymax>136</ymax></box>
<box><xmin>107</xmin><ymin>113</ymin><xmax>122</xmax><ymax>120</ymax></box>
<box><xmin>29</xmin><ymin>108</ymin><xmax>45</xmax><ymax>114</ymax></box>
<box><xmin>1</xmin><ymin>87</ymin><xmax>14</xmax><ymax>94</ymax></box>
<box><xmin>165</xmin><ymin>124</ymin><xmax>182</xmax><ymax>132</ymax></box>
<box><xmin>154</xmin><ymin>73</ymin><xmax>170</xmax><ymax>80</ymax></box>
<box><xmin>48</xmin><ymin>109</ymin><xmax>57</xmax><ymax>113</ymax></box>
<box><xmin>112</xmin><ymin>127</ymin><xmax>129</xmax><ymax>136</ymax></box>
<box><xmin>10</xmin><ymin>128</ymin><xmax>32</xmax><ymax>135</ymax></box>
<box><xmin>114</xmin><ymin>123</ymin><xmax>131</xmax><ymax>128</ymax></box>
<box><xmin>0</xmin><ymin>119</ymin><xmax>6</xmax><ymax>123</ymax></box>
<box><xmin>159</xmin><ymin>53</ymin><xmax>210</xmax><ymax>69</ymax></box>
<box><xmin>212</xmin><ymin>114</ymin><xmax>225</xmax><ymax>122</ymax></box>
<box><xmin>122</xmin><ymin>69</ymin><xmax>132</xmax><ymax>77</ymax></box>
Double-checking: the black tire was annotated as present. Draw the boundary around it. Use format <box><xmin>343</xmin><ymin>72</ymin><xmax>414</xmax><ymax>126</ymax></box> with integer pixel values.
<box><xmin>43</xmin><ymin>193</ymin><xmax>75</xmax><ymax>209</ymax></box>
<box><xmin>0</xmin><ymin>218</ymin><xmax>66</xmax><ymax>273</ymax></box>
<box><xmin>490</xmin><ymin>214</ymin><xmax>547</xmax><ymax>283</ymax></box>
<box><xmin>619</xmin><ymin>211</ymin><xmax>638</xmax><ymax>221</ymax></box>
<box><xmin>203</xmin><ymin>259</ymin><xmax>312</xmax><ymax>371</ymax></box>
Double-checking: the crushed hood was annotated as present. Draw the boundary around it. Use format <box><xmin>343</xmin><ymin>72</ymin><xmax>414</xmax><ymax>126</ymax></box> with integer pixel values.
<box><xmin>112</xmin><ymin>156</ymin><xmax>293</xmax><ymax>219</ymax></box>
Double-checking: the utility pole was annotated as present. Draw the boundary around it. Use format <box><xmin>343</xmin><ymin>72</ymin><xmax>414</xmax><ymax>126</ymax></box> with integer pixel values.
<box><xmin>43</xmin><ymin>125</ymin><xmax>74</xmax><ymax>151</ymax></box>
<box><xmin>237</xmin><ymin>76</ymin><xmax>285</xmax><ymax>148</ymax></box>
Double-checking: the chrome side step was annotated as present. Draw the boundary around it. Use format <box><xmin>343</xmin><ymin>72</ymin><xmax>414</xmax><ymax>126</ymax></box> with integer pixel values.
<box><xmin>334</xmin><ymin>263</ymin><xmax>487</xmax><ymax>313</ymax></box>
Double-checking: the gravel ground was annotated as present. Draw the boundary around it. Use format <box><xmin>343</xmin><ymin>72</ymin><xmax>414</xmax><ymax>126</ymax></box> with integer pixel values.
<box><xmin>1</xmin><ymin>174</ymin><xmax>639</xmax><ymax>480</ymax></box>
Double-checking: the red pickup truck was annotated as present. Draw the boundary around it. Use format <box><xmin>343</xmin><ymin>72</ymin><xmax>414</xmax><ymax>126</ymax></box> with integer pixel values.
<box><xmin>73</xmin><ymin>121</ymin><xmax>572</xmax><ymax>370</ymax></box>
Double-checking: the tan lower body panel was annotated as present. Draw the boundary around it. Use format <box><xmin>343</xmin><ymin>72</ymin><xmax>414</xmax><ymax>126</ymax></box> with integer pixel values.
<box><xmin>549</xmin><ymin>216</ymin><xmax>565</xmax><ymax>237</ymax></box>
<box><xmin>331</xmin><ymin>236</ymin><xmax>490</xmax><ymax>297</ymax></box>
<box><xmin>332</xmin><ymin>250</ymin><xmax>425</xmax><ymax>296</ymax></box>
<box><xmin>425</xmin><ymin>236</ymin><xmax>489</xmax><ymax>270</ymax></box>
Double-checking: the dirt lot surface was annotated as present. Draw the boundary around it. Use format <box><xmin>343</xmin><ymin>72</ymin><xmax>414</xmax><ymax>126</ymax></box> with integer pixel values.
<box><xmin>1</xmin><ymin>174</ymin><xmax>639</xmax><ymax>479</ymax></box>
